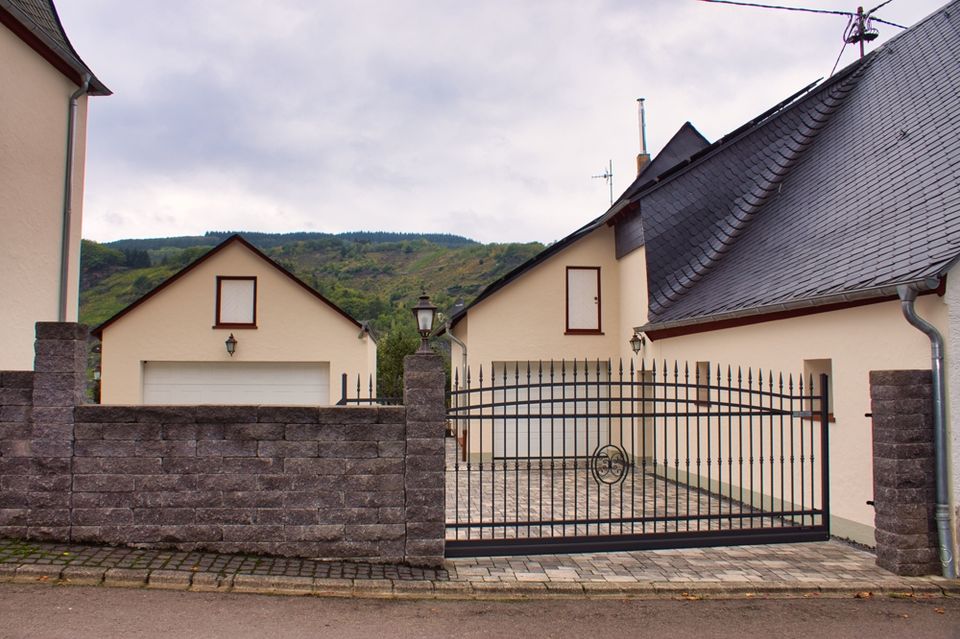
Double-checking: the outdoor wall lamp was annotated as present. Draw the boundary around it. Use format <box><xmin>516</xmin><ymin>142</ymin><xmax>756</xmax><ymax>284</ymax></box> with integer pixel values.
<box><xmin>225</xmin><ymin>333</ymin><xmax>237</xmax><ymax>357</ymax></box>
<box><xmin>412</xmin><ymin>294</ymin><xmax>437</xmax><ymax>353</ymax></box>
<box><xmin>629</xmin><ymin>331</ymin><xmax>645</xmax><ymax>355</ymax></box>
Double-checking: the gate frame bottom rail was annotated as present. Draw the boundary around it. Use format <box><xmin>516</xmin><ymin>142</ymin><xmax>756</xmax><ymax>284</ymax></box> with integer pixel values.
<box><xmin>444</xmin><ymin>524</ymin><xmax>829</xmax><ymax>557</ymax></box>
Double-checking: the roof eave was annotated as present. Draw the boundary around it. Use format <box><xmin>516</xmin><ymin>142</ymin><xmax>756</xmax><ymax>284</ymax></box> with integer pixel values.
<box><xmin>638</xmin><ymin>277</ymin><xmax>942</xmax><ymax>339</ymax></box>
<box><xmin>0</xmin><ymin>1</ymin><xmax>111</xmax><ymax>95</ymax></box>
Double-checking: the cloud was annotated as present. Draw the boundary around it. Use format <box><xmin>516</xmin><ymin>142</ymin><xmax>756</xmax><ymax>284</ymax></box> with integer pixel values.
<box><xmin>58</xmin><ymin>0</ymin><xmax>946</xmax><ymax>244</ymax></box>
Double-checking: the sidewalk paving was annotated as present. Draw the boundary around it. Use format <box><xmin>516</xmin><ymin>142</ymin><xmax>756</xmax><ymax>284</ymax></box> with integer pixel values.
<box><xmin>1</xmin><ymin>537</ymin><xmax>957</xmax><ymax>600</ymax></box>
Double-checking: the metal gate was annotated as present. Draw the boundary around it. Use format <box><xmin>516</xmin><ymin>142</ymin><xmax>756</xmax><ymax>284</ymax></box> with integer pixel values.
<box><xmin>445</xmin><ymin>359</ymin><xmax>830</xmax><ymax>557</ymax></box>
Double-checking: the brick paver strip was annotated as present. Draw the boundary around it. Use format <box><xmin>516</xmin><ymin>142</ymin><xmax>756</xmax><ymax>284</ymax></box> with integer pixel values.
<box><xmin>1</xmin><ymin>537</ymin><xmax>956</xmax><ymax>600</ymax></box>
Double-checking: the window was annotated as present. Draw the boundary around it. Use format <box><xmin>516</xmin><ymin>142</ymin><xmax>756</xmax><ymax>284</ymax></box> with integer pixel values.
<box><xmin>695</xmin><ymin>361</ymin><xmax>711</xmax><ymax>404</ymax></box>
<box><xmin>565</xmin><ymin>267</ymin><xmax>601</xmax><ymax>334</ymax></box>
<box><xmin>215</xmin><ymin>276</ymin><xmax>257</xmax><ymax>328</ymax></box>
<box><xmin>803</xmin><ymin>358</ymin><xmax>834</xmax><ymax>421</ymax></box>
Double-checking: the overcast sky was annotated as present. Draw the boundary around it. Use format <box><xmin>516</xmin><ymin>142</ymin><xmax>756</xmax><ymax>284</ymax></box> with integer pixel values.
<box><xmin>56</xmin><ymin>0</ymin><xmax>946</xmax><ymax>245</ymax></box>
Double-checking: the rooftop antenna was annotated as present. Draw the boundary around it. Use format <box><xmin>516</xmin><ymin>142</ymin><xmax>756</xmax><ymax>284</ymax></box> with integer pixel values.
<box><xmin>592</xmin><ymin>160</ymin><xmax>614</xmax><ymax>205</ymax></box>
<box><xmin>698</xmin><ymin>1</ymin><xmax>906</xmax><ymax>72</ymax></box>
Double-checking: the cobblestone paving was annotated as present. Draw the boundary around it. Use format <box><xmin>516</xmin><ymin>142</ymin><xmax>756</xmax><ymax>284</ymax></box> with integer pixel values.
<box><xmin>445</xmin><ymin>440</ymin><xmax>819</xmax><ymax>540</ymax></box>
<box><xmin>0</xmin><ymin>539</ymin><xmax>448</xmax><ymax>580</ymax></box>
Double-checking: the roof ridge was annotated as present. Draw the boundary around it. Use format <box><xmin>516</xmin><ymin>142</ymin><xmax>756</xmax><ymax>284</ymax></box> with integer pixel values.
<box><xmin>650</xmin><ymin>63</ymin><xmax>870</xmax><ymax>316</ymax></box>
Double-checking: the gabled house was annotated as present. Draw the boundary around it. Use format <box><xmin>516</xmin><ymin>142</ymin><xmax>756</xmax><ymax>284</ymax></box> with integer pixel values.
<box><xmin>445</xmin><ymin>1</ymin><xmax>960</xmax><ymax>548</ymax></box>
<box><xmin>0</xmin><ymin>0</ymin><xmax>110</xmax><ymax>370</ymax></box>
<box><xmin>444</xmin><ymin>122</ymin><xmax>710</xmax><ymax>370</ymax></box>
<box><xmin>93</xmin><ymin>235</ymin><xmax>377</xmax><ymax>406</ymax></box>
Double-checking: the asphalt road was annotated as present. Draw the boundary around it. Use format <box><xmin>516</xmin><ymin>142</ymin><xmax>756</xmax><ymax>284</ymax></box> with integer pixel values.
<box><xmin>0</xmin><ymin>584</ymin><xmax>957</xmax><ymax>639</ymax></box>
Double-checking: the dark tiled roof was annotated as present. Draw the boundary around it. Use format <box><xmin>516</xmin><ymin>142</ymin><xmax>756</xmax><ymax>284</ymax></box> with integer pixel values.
<box><xmin>632</xmin><ymin>1</ymin><xmax>960</xmax><ymax>329</ymax></box>
<box><xmin>0</xmin><ymin>0</ymin><xmax>109</xmax><ymax>94</ymax></box>
<box><xmin>622</xmin><ymin>123</ymin><xmax>710</xmax><ymax>201</ymax></box>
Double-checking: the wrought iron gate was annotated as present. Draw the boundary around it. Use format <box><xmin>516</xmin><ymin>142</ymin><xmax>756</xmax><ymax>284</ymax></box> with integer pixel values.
<box><xmin>445</xmin><ymin>360</ymin><xmax>830</xmax><ymax>557</ymax></box>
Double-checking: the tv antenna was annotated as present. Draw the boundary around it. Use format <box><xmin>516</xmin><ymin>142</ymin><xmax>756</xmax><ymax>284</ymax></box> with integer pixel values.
<box><xmin>698</xmin><ymin>1</ymin><xmax>907</xmax><ymax>74</ymax></box>
<box><xmin>592</xmin><ymin>160</ymin><xmax>614</xmax><ymax>205</ymax></box>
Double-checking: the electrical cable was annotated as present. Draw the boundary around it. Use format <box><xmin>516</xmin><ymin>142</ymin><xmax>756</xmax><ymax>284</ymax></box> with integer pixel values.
<box><xmin>698</xmin><ymin>0</ymin><xmax>852</xmax><ymax>17</ymax></box>
<box><xmin>829</xmin><ymin>38</ymin><xmax>849</xmax><ymax>76</ymax></box>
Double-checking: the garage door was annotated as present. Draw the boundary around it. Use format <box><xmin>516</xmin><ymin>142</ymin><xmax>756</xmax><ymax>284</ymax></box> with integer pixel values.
<box><xmin>490</xmin><ymin>361</ymin><xmax>609</xmax><ymax>459</ymax></box>
<box><xmin>142</xmin><ymin>362</ymin><xmax>330</xmax><ymax>405</ymax></box>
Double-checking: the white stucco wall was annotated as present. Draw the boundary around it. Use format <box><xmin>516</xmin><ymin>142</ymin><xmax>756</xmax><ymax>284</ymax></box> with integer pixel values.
<box><xmin>450</xmin><ymin>225</ymin><xmax>623</xmax><ymax>374</ymax></box>
<box><xmin>0</xmin><ymin>23</ymin><xmax>89</xmax><ymax>371</ymax></box>
<box><xmin>99</xmin><ymin>241</ymin><xmax>376</xmax><ymax>405</ymax></box>
<box><xmin>645</xmin><ymin>295</ymin><xmax>948</xmax><ymax>546</ymax></box>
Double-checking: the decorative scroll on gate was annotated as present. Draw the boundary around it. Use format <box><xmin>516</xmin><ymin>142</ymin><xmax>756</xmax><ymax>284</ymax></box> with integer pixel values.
<box><xmin>445</xmin><ymin>359</ymin><xmax>830</xmax><ymax>557</ymax></box>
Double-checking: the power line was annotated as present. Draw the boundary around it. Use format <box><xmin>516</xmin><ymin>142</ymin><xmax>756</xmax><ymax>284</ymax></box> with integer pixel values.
<box><xmin>698</xmin><ymin>0</ymin><xmax>851</xmax><ymax>17</ymax></box>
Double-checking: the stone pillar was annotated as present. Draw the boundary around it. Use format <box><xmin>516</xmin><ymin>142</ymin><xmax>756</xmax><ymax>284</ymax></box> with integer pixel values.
<box><xmin>27</xmin><ymin>322</ymin><xmax>88</xmax><ymax>540</ymax></box>
<box><xmin>402</xmin><ymin>352</ymin><xmax>446</xmax><ymax>567</ymax></box>
<box><xmin>870</xmin><ymin>370</ymin><xmax>939</xmax><ymax>576</ymax></box>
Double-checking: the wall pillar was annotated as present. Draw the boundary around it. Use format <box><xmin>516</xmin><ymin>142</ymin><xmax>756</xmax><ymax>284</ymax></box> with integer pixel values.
<box><xmin>402</xmin><ymin>352</ymin><xmax>446</xmax><ymax>567</ymax></box>
<box><xmin>870</xmin><ymin>369</ymin><xmax>940</xmax><ymax>576</ymax></box>
<box><xmin>27</xmin><ymin>322</ymin><xmax>88</xmax><ymax>540</ymax></box>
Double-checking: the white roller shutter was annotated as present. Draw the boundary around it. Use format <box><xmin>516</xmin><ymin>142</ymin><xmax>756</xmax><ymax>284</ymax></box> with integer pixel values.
<box><xmin>143</xmin><ymin>362</ymin><xmax>329</xmax><ymax>405</ymax></box>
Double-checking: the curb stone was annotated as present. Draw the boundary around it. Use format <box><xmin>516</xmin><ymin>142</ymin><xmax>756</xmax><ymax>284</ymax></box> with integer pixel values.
<box><xmin>103</xmin><ymin>568</ymin><xmax>148</xmax><ymax>588</ymax></box>
<box><xmin>60</xmin><ymin>565</ymin><xmax>105</xmax><ymax>586</ymax></box>
<box><xmin>147</xmin><ymin>570</ymin><xmax>192</xmax><ymax>590</ymax></box>
<box><xmin>1</xmin><ymin>568</ymin><xmax>958</xmax><ymax>600</ymax></box>
<box><xmin>14</xmin><ymin>564</ymin><xmax>61</xmax><ymax>583</ymax></box>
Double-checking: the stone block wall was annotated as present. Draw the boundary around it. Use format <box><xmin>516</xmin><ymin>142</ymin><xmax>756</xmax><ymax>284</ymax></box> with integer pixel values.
<box><xmin>870</xmin><ymin>369</ymin><xmax>940</xmax><ymax>576</ymax></box>
<box><xmin>67</xmin><ymin>404</ymin><xmax>409</xmax><ymax>561</ymax></box>
<box><xmin>0</xmin><ymin>323</ymin><xmax>447</xmax><ymax>566</ymax></box>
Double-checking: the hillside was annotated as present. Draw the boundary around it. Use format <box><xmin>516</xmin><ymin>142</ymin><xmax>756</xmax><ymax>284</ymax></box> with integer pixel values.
<box><xmin>79</xmin><ymin>232</ymin><xmax>544</xmax><ymax>334</ymax></box>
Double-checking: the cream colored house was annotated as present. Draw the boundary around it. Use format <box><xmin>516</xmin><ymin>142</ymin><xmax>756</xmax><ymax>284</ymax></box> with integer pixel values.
<box><xmin>446</xmin><ymin>4</ymin><xmax>960</xmax><ymax>552</ymax></box>
<box><xmin>93</xmin><ymin>235</ymin><xmax>376</xmax><ymax>406</ymax></box>
<box><xmin>0</xmin><ymin>0</ymin><xmax>109</xmax><ymax>370</ymax></box>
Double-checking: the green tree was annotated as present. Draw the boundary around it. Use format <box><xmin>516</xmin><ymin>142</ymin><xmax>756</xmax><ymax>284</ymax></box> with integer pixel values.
<box><xmin>376</xmin><ymin>319</ymin><xmax>420</xmax><ymax>400</ymax></box>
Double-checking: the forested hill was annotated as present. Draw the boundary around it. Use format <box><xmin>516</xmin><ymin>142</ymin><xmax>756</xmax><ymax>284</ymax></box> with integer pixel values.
<box><xmin>80</xmin><ymin>231</ymin><xmax>544</xmax><ymax>333</ymax></box>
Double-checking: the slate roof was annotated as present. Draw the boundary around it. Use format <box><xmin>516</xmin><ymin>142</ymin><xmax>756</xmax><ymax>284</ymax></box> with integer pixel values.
<box><xmin>0</xmin><ymin>0</ymin><xmax>109</xmax><ymax>94</ymax></box>
<box><xmin>446</xmin><ymin>121</ymin><xmax>711</xmax><ymax>330</ymax></box>
<box><xmin>626</xmin><ymin>0</ymin><xmax>960</xmax><ymax>331</ymax></box>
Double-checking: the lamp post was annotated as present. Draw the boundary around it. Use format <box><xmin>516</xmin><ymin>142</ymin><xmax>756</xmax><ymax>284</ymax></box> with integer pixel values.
<box><xmin>412</xmin><ymin>294</ymin><xmax>437</xmax><ymax>353</ymax></box>
<box><xmin>225</xmin><ymin>333</ymin><xmax>237</xmax><ymax>357</ymax></box>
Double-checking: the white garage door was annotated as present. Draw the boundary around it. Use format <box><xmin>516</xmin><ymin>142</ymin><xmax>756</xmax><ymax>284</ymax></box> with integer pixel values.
<box><xmin>143</xmin><ymin>362</ymin><xmax>330</xmax><ymax>406</ymax></box>
<box><xmin>491</xmin><ymin>361</ymin><xmax>609</xmax><ymax>459</ymax></box>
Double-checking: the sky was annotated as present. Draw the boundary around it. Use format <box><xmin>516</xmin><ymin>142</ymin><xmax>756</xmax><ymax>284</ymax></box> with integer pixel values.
<box><xmin>55</xmin><ymin>0</ymin><xmax>947</xmax><ymax>245</ymax></box>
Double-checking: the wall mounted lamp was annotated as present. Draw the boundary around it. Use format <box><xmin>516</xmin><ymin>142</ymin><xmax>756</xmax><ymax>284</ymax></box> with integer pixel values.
<box><xmin>629</xmin><ymin>331</ymin><xmax>645</xmax><ymax>355</ymax></box>
<box><xmin>225</xmin><ymin>333</ymin><xmax>237</xmax><ymax>357</ymax></box>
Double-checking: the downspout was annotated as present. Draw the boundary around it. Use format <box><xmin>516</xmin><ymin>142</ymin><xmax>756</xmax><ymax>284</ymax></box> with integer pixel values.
<box><xmin>442</xmin><ymin>321</ymin><xmax>468</xmax><ymax>447</ymax></box>
<box><xmin>897</xmin><ymin>282</ymin><xmax>958</xmax><ymax>579</ymax></box>
<box><xmin>59</xmin><ymin>74</ymin><xmax>91</xmax><ymax>322</ymax></box>
<box><xmin>442</xmin><ymin>321</ymin><xmax>468</xmax><ymax>379</ymax></box>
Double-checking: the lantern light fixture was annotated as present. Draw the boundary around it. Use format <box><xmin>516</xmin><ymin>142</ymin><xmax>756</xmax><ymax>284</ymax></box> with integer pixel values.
<box><xmin>225</xmin><ymin>333</ymin><xmax>238</xmax><ymax>357</ymax></box>
<box><xmin>629</xmin><ymin>331</ymin><xmax>645</xmax><ymax>355</ymax></box>
<box><xmin>412</xmin><ymin>294</ymin><xmax>437</xmax><ymax>353</ymax></box>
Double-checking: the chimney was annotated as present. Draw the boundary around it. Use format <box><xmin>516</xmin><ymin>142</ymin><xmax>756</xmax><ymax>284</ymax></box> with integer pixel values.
<box><xmin>636</xmin><ymin>98</ymin><xmax>650</xmax><ymax>175</ymax></box>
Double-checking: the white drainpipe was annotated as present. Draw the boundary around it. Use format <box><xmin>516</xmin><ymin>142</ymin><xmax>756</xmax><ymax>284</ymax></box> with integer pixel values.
<box><xmin>59</xmin><ymin>74</ymin><xmax>91</xmax><ymax>322</ymax></box>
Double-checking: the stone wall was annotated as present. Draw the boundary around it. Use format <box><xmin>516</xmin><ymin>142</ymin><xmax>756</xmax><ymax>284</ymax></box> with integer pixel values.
<box><xmin>0</xmin><ymin>323</ymin><xmax>446</xmax><ymax>567</ymax></box>
<box><xmin>870</xmin><ymin>369</ymin><xmax>940</xmax><ymax>576</ymax></box>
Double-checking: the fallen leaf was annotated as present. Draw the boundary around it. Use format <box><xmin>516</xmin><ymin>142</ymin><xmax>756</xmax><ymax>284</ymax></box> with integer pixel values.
<box><xmin>934</xmin><ymin>608</ymin><xmax>945</xmax><ymax>615</ymax></box>
<box><xmin>37</xmin><ymin>575</ymin><xmax>49</xmax><ymax>582</ymax></box>
<box><xmin>900</xmin><ymin>614</ymin><xmax>910</xmax><ymax>619</ymax></box>
<box><xmin>854</xmin><ymin>591</ymin><xmax>873</xmax><ymax>599</ymax></box>
<box><xmin>889</xmin><ymin>592</ymin><xmax>914</xmax><ymax>599</ymax></box>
